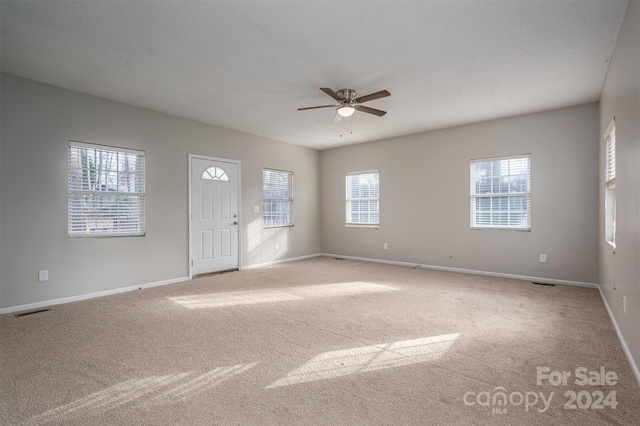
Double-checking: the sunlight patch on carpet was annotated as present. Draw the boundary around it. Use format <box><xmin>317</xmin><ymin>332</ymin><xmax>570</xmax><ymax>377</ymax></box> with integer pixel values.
<box><xmin>30</xmin><ymin>373</ymin><xmax>190</xmax><ymax>422</ymax></box>
<box><xmin>169</xmin><ymin>289</ymin><xmax>302</xmax><ymax>308</ymax></box>
<box><xmin>153</xmin><ymin>362</ymin><xmax>258</xmax><ymax>403</ymax></box>
<box><xmin>266</xmin><ymin>333</ymin><xmax>460</xmax><ymax>388</ymax></box>
<box><xmin>29</xmin><ymin>363</ymin><xmax>258</xmax><ymax>423</ymax></box>
<box><xmin>168</xmin><ymin>282</ymin><xmax>395</xmax><ymax>309</ymax></box>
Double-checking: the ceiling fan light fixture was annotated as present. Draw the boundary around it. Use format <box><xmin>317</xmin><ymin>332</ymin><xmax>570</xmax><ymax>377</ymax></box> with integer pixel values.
<box><xmin>337</xmin><ymin>105</ymin><xmax>355</xmax><ymax>117</ymax></box>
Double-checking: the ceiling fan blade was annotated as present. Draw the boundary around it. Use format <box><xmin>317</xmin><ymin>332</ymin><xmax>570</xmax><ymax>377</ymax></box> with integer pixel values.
<box><xmin>357</xmin><ymin>106</ymin><xmax>387</xmax><ymax>116</ymax></box>
<box><xmin>297</xmin><ymin>105</ymin><xmax>336</xmax><ymax>111</ymax></box>
<box><xmin>332</xmin><ymin>111</ymin><xmax>342</xmax><ymax>123</ymax></box>
<box><xmin>320</xmin><ymin>87</ymin><xmax>342</xmax><ymax>101</ymax></box>
<box><xmin>355</xmin><ymin>90</ymin><xmax>390</xmax><ymax>104</ymax></box>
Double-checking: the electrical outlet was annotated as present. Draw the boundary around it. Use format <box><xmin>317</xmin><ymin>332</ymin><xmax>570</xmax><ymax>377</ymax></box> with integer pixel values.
<box><xmin>623</xmin><ymin>296</ymin><xmax>627</xmax><ymax>314</ymax></box>
<box><xmin>38</xmin><ymin>270</ymin><xmax>48</xmax><ymax>282</ymax></box>
<box><xmin>384</xmin><ymin>243</ymin><xmax>388</xmax><ymax>250</ymax></box>
<box><xmin>539</xmin><ymin>254</ymin><xmax>547</xmax><ymax>263</ymax></box>
<box><xmin>254</xmin><ymin>206</ymin><xmax>260</xmax><ymax>213</ymax></box>
<box><xmin>274</xmin><ymin>243</ymin><xmax>279</xmax><ymax>250</ymax></box>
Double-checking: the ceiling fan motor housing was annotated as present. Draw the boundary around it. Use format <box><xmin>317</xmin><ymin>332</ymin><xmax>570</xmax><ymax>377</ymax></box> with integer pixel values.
<box><xmin>336</xmin><ymin>89</ymin><xmax>357</xmax><ymax>102</ymax></box>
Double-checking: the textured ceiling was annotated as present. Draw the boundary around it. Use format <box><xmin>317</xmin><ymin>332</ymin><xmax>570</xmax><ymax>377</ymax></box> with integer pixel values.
<box><xmin>0</xmin><ymin>1</ymin><xmax>628</xmax><ymax>150</ymax></box>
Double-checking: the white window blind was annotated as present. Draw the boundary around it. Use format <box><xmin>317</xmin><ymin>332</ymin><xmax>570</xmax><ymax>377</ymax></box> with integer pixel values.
<box><xmin>470</xmin><ymin>155</ymin><xmax>530</xmax><ymax>230</ymax></box>
<box><xmin>68</xmin><ymin>141</ymin><xmax>145</xmax><ymax>237</ymax></box>
<box><xmin>605</xmin><ymin>120</ymin><xmax>616</xmax><ymax>188</ymax></box>
<box><xmin>263</xmin><ymin>169</ymin><xmax>293</xmax><ymax>227</ymax></box>
<box><xmin>604</xmin><ymin>119</ymin><xmax>616</xmax><ymax>246</ymax></box>
<box><xmin>346</xmin><ymin>171</ymin><xmax>379</xmax><ymax>225</ymax></box>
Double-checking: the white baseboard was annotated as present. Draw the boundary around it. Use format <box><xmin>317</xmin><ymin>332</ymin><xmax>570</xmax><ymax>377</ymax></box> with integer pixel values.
<box><xmin>1</xmin><ymin>253</ymin><xmax>324</xmax><ymax>314</ymax></box>
<box><xmin>321</xmin><ymin>253</ymin><xmax>599</xmax><ymax>288</ymax></box>
<box><xmin>2</xmin><ymin>254</ymin><xmax>597</xmax><ymax>314</ymax></box>
<box><xmin>241</xmin><ymin>253</ymin><xmax>322</xmax><ymax>270</ymax></box>
<box><xmin>322</xmin><ymin>252</ymin><xmax>638</xmax><ymax>386</ymax></box>
<box><xmin>4</xmin><ymin>253</ymin><xmax>636</xmax><ymax>386</ymax></box>
<box><xmin>0</xmin><ymin>276</ymin><xmax>188</xmax><ymax>315</ymax></box>
<box><xmin>597</xmin><ymin>286</ymin><xmax>640</xmax><ymax>387</ymax></box>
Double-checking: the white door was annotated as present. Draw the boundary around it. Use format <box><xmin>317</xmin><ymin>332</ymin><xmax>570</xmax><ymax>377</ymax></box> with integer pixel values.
<box><xmin>190</xmin><ymin>156</ymin><xmax>239</xmax><ymax>275</ymax></box>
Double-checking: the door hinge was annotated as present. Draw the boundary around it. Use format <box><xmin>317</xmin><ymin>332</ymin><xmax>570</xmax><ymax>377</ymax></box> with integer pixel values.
<box><xmin>191</xmin><ymin>260</ymin><xmax>193</xmax><ymax>266</ymax></box>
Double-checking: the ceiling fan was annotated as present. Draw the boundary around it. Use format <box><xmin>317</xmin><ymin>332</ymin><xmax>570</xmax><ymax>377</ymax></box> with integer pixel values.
<box><xmin>297</xmin><ymin>88</ymin><xmax>390</xmax><ymax>121</ymax></box>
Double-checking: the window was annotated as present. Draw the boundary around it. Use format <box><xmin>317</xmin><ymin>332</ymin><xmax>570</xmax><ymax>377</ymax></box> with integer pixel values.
<box><xmin>202</xmin><ymin>166</ymin><xmax>229</xmax><ymax>181</ymax></box>
<box><xmin>470</xmin><ymin>155</ymin><xmax>531</xmax><ymax>230</ymax></box>
<box><xmin>605</xmin><ymin>119</ymin><xmax>616</xmax><ymax>246</ymax></box>
<box><xmin>68</xmin><ymin>141</ymin><xmax>145</xmax><ymax>237</ymax></box>
<box><xmin>263</xmin><ymin>169</ymin><xmax>293</xmax><ymax>227</ymax></box>
<box><xmin>346</xmin><ymin>171</ymin><xmax>380</xmax><ymax>226</ymax></box>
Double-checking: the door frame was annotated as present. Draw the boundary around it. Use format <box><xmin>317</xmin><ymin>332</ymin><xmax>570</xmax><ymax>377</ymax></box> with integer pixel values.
<box><xmin>188</xmin><ymin>154</ymin><xmax>242</xmax><ymax>279</ymax></box>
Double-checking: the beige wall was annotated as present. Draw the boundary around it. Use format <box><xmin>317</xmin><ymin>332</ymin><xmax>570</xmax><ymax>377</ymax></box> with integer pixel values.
<box><xmin>599</xmin><ymin>0</ymin><xmax>640</xmax><ymax>375</ymax></box>
<box><xmin>0</xmin><ymin>74</ymin><xmax>321</xmax><ymax>309</ymax></box>
<box><xmin>321</xmin><ymin>103</ymin><xmax>600</xmax><ymax>284</ymax></box>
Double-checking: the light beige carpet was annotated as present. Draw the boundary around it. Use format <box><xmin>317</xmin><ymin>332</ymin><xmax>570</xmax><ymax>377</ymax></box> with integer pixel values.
<box><xmin>1</xmin><ymin>257</ymin><xmax>639</xmax><ymax>425</ymax></box>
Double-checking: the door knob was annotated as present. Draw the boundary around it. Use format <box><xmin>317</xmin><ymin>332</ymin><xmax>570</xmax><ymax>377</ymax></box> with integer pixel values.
<box><xmin>233</xmin><ymin>221</ymin><xmax>238</xmax><ymax>225</ymax></box>
<box><xmin>233</xmin><ymin>214</ymin><xmax>238</xmax><ymax>218</ymax></box>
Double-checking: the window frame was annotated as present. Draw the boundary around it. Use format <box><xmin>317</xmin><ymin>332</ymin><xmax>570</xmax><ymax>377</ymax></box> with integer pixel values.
<box><xmin>346</xmin><ymin>170</ymin><xmax>380</xmax><ymax>227</ymax></box>
<box><xmin>262</xmin><ymin>168</ymin><xmax>294</xmax><ymax>228</ymax></box>
<box><xmin>604</xmin><ymin>119</ymin><xmax>616</xmax><ymax>247</ymax></box>
<box><xmin>470</xmin><ymin>154</ymin><xmax>531</xmax><ymax>231</ymax></box>
<box><xmin>68</xmin><ymin>141</ymin><xmax>145</xmax><ymax>238</ymax></box>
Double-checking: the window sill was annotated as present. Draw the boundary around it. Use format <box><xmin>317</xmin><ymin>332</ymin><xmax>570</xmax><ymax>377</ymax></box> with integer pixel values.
<box><xmin>346</xmin><ymin>224</ymin><xmax>379</xmax><ymax>229</ymax></box>
<box><xmin>69</xmin><ymin>233</ymin><xmax>146</xmax><ymax>239</ymax></box>
<box><xmin>263</xmin><ymin>224</ymin><xmax>294</xmax><ymax>229</ymax></box>
<box><xmin>471</xmin><ymin>227</ymin><xmax>531</xmax><ymax>232</ymax></box>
